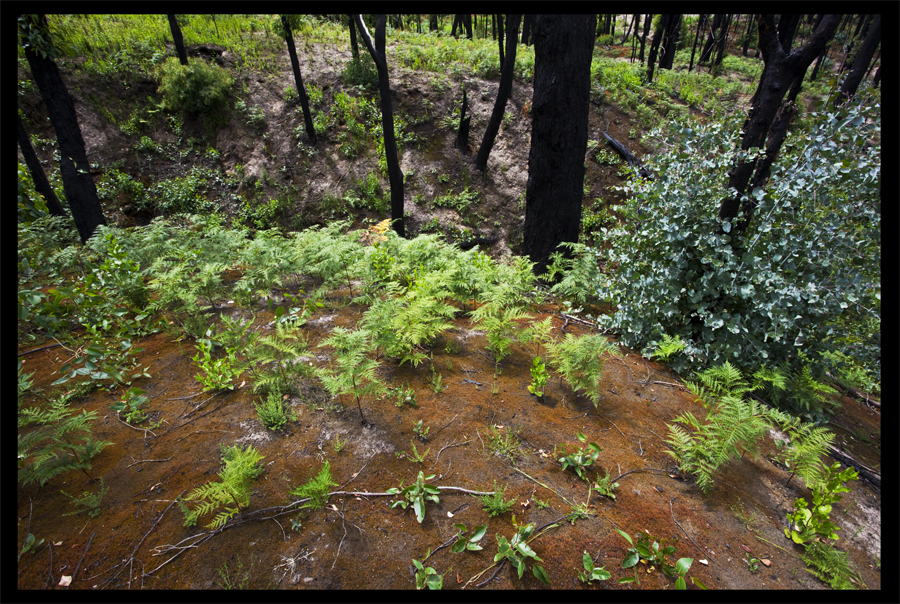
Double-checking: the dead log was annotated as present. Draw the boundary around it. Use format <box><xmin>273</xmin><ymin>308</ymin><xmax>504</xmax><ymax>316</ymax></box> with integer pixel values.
<box><xmin>827</xmin><ymin>444</ymin><xmax>880</xmax><ymax>490</ymax></box>
<box><xmin>601</xmin><ymin>131</ymin><xmax>652</xmax><ymax>179</ymax></box>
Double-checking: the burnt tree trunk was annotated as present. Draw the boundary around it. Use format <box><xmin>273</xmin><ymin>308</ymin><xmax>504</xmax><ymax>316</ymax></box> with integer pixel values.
<box><xmin>639</xmin><ymin>14</ymin><xmax>653</xmax><ymax>63</ymax></box>
<box><xmin>778</xmin><ymin>13</ymin><xmax>801</xmax><ymax>52</ymax></box>
<box><xmin>700</xmin><ymin>14</ymin><xmax>724</xmax><ymax>64</ymax></box>
<box><xmin>475</xmin><ymin>14</ymin><xmax>521</xmax><ymax>173</ymax></box>
<box><xmin>659</xmin><ymin>14</ymin><xmax>682</xmax><ymax>70</ymax></box>
<box><xmin>18</xmin><ymin>112</ymin><xmax>68</xmax><ymax>217</ymax></box>
<box><xmin>282</xmin><ymin>16</ymin><xmax>317</xmax><ymax>146</ymax></box>
<box><xmin>429</xmin><ymin>14</ymin><xmax>438</xmax><ymax>32</ymax></box>
<box><xmin>742</xmin><ymin>14</ymin><xmax>756</xmax><ymax>56</ymax></box>
<box><xmin>521</xmin><ymin>14</ymin><xmax>533</xmax><ymax>46</ymax></box>
<box><xmin>21</xmin><ymin>14</ymin><xmax>105</xmax><ymax>243</ymax></box>
<box><xmin>711</xmin><ymin>13</ymin><xmax>733</xmax><ymax>70</ymax></box>
<box><xmin>497</xmin><ymin>13</ymin><xmax>505</xmax><ymax>67</ymax></box>
<box><xmin>689</xmin><ymin>14</ymin><xmax>706</xmax><ymax>71</ymax></box>
<box><xmin>646</xmin><ymin>15</ymin><xmax>665</xmax><ymax>82</ymax></box>
<box><xmin>836</xmin><ymin>13</ymin><xmax>881</xmax><ymax>106</ymax></box>
<box><xmin>348</xmin><ymin>15</ymin><xmax>360</xmax><ymax>60</ymax></box>
<box><xmin>456</xmin><ymin>87</ymin><xmax>471</xmax><ymax>154</ymax></box>
<box><xmin>718</xmin><ymin>14</ymin><xmax>840</xmax><ymax>236</ymax></box>
<box><xmin>168</xmin><ymin>14</ymin><xmax>188</xmax><ymax>65</ymax></box>
<box><xmin>620</xmin><ymin>14</ymin><xmax>637</xmax><ymax>45</ymax></box>
<box><xmin>355</xmin><ymin>14</ymin><xmax>405</xmax><ymax>237</ymax></box>
<box><xmin>523</xmin><ymin>14</ymin><xmax>596</xmax><ymax>276</ymax></box>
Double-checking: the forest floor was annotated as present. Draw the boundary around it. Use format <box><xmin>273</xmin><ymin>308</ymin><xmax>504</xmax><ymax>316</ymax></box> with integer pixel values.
<box><xmin>17</xmin><ymin>30</ymin><xmax>881</xmax><ymax>591</ymax></box>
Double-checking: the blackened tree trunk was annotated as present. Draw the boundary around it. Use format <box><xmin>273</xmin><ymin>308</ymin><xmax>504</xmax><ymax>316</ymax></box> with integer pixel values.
<box><xmin>21</xmin><ymin>14</ymin><xmax>105</xmax><ymax>243</ymax></box>
<box><xmin>620</xmin><ymin>14</ymin><xmax>637</xmax><ymax>45</ymax></box>
<box><xmin>523</xmin><ymin>14</ymin><xmax>596</xmax><ymax>276</ymax></box>
<box><xmin>475</xmin><ymin>14</ymin><xmax>521</xmax><ymax>173</ymax></box>
<box><xmin>836</xmin><ymin>14</ymin><xmax>881</xmax><ymax>106</ymax></box>
<box><xmin>689</xmin><ymin>14</ymin><xmax>706</xmax><ymax>71</ymax></box>
<box><xmin>497</xmin><ymin>14</ymin><xmax>505</xmax><ymax>67</ymax></box>
<box><xmin>639</xmin><ymin>14</ymin><xmax>652</xmax><ymax>63</ymax></box>
<box><xmin>742</xmin><ymin>14</ymin><xmax>756</xmax><ymax>56</ymax></box>
<box><xmin>355</xmin><ymin>14</ymin><xmax>405</xmax><ymax>238</ymax></box>
<box><xmin>456</xmin><ymin>87</ymin><xmax>471</xmax><ymax>153</ymax></box>
<box><xmin>281</xmin><ymin>15</ymin><xmax>316</xmax><ymax>146</ymax></box>
<box><xmin>646</xmin><ymin>15</ymin><xmax>665</xmax><ymax>82</ymax></box>
<box><xmin>718</xmin><ymin>14</ymin><xmax>840</xmax><ymax>236</ymax></box>
<box><xmin>712</xmin><ymin>13</ymin><xmax>733</xmax><ymax>69</ymax></box>
<box><xmin>429</xmin><ymin>14</ymin><xmax>438</xmax><ymax>32</ymax></box>
<box><xmin>521</xmin><ymin>14</ymin><xmax>533</xmax><ymax>46</ymax></box>
<box><xmin>348</xmin><ymin>15</ymin><xmax>360</xmax><ymax>60</ymax></box>
<box><xmin>491</xmin><ymin>14</ymin><xmax>496</xmax><ymax>40</ymax></box>
<box><xmin>778</xmin><ymin>13</ymin><xmax>801</xmax><ymax>52</ymax></box>
<box><xmin>659</xmin><ymin>14</ymin><xmax>682</xmax><ymax>70</ymax></box>
<box><xmin>872</xmin><ymin>65</ymin><xmax>881</xmax><ymax>88</ymax></box>
<box><xmin>168</xmin><ymin>14</ymin><xmax>188</xmax><ymax>65</ymax></box>
<box><xmin>700</xmin><ymin>14</ymin><xmax>724</xmax><ymax>64</ymax></box>
<box><xmin>463</xmin><ymin>14</ymin><xmax>473</xmax><ymax>39</ymax></box>
<box><xmin>18</xmin><ymin>112</ymin><xmax>68</xmax><ymax>217</ymax></box>
<box><xmin>451</xmin><ymin>14</ymin><xmax>461</xmax><ymax>38</ymax></box>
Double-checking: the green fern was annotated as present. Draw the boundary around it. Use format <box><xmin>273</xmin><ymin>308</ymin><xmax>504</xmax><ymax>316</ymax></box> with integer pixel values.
<box><xmin>666</xmin><ymin>362</ymin><xmax>790</xmax><ymax>494</ymax></box>
<box><xmin>802</xmin><ymin>541</ymin><xmax>865</xmax><ymax>590</ymax></box>
<box><xmin>290</xmin><ymin>461</ymin><xmax>338</xmax><ymax>511</ymax></box>
<box><xmin>648</xmin><ymin>334</ymin><xmax>686</xmax><ymax>362</ymax></box>
<box><xmin>18</xmin><ymin>397</ymin><xmax>112</xmax><ymax>487</ymax></box>
<box><xmin>546</xmin><ymin>333</ymin><xmax>620</xmax><ymax>407</ymax></box>
<box><xmin>782</xmin><ymin>421</ymin><xmax>836</xmax><ymax>489</ymax></box>
<box><xmin>181</xmin><ymin>444</ymin><xmax>264</xmax><ymax>529</ymax></box>
<box><xmin>316</xmin><ymin>326</ymin><xmax>387</xmax><ymax>421</ymax></box>
<box><xmin>248</xmin><ymin>319</ymin><xmax>312</xmax><ymax>396</ymax></box>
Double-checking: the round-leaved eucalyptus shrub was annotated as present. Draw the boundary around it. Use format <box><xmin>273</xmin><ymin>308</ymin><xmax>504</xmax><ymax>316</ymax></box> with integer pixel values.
<box><xmin>594</xmin><ymin>97</ymin><xmax>880</xmax><ymax>383</ymax></box>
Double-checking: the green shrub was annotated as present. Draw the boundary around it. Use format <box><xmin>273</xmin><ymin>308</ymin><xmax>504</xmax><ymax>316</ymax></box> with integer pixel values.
<box><xmin>342</xmin><ymin>56</ymin><xmax>379</xmax><ymax>89</ymax></box>
<box><xmin>158</xmin><ymin>57</ymin><xmax>232</xmax><ymax>115</ymax></box>
<box><xmin>254</xmin><ymin>392</ymin><xmax>297</xmax><ymax>431</ymax></box>
<box><xmin>139</xmin><ymin>167</ymin><xmax>217</xmax><ymax>216</ymax></box>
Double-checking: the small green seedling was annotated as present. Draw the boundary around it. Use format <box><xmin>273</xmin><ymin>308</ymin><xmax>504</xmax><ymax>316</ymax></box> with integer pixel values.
<box><xmin>784</xmin><ymin>462</ymin><xmax>859</xmax><ymax>545</ymax></box>
<box><xmin>413</xmin><ymin>420</ymin><xmax>430</xmax><ymax>441</ymax></box>
<box><xmin>388</xmin><ymin>471</ymin><xmax>440</xmax><ymax>523</ymax></box>
<box><xmin>451</xmin><ymin>523</ymin><xmax>487</xmax><ymax>553</ymax></box>
<box><xmin>579</xmin><ymin>550</ymin><xmax>611</xmax><ymax>583</ymax></box>
<box><xmin>412</xmin><ymin>551</ymin><xmax>445</xmax><ymax>590</ymax></box>
<box><xmin>558</xmin><ymin>432</ymin><xmax>602</xmax><ymax>480</ymax></box>
<box><xmin>593</xmin><ymin>469</ymin><xmax>620</xmax><ymax>499</ymax></box>
<box><xmin>394</xmin><ymin>384</ymin><xmax>417</xmax><ymax>408</ymax></box>
<box><xmin>493</xmin><ymin>518</ymin><xmax>552</xmax><ymax>585</ymax></box>
<box><xmin>744</xmin><ymin>551</ymin><xmax>760</xmax><ymax>573</ymax></box>
<box><xmin>398</xmin><ymin>440</ymin><xmax>430</xmax><ymax>463</ymax></box>
<box><xmin>527</xmin><ymin>356</ymin><xmax>548</xmax><ymax>397</ymax></box>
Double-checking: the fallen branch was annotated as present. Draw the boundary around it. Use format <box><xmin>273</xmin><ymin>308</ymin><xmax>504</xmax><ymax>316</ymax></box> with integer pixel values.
<box><xmin>669</xmin><ymin>497</ymin><xmax>712</xmax><ymax>558</ymax></box>
<box><xmin>826</xmin><ymin>444</ymin><xmax>881</xmax><ymax>490</ymax></box>
<box><xmin>67</xmin><ymin>531</ymin><xmax>95</xmax><ymax>589</ymax></box>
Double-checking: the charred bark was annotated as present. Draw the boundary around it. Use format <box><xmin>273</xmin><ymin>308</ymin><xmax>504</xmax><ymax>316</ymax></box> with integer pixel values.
<box><xmin>18</xmin><ymin>112</ymin><xmax>68</xmax><ymax>217</ymax></box>
<box><xmin>475</xmin><ymin>14</ymin><xmax>521</xmax><ymax>173</ymax></box>
<box><xmin>168</xmin><ymin>14</ymin><xmax>188</xmax><ymax>65</ymax></box>
<box><xmin>282</xmin><ymin>15</ymin><xmax>317</xmax><ymax>146</ymax></box>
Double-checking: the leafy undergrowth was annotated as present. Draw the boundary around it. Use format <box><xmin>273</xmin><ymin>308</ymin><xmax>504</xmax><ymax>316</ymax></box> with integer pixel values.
<box><xmin>17</xmin><ymin>218</ymin><xmax>881</xmax><ymax>590</ymax></box>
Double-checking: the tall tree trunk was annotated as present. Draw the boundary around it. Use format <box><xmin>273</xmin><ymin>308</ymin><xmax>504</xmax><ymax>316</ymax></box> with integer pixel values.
<box><xmin>689</xmin><ymin>14</ymin><xmax>706</xmax><ymax>71</ymax></box>
<box><xmin>646</xmin><ymin>15</ymin><xmax>665</xmax><ymax>82</ymax></box>
<box><xmin>639</xmin><ymin>14</ymin><xmax>652</xmax><ymax>63</ymax></box>
<box><xmin>21</xmin><ymin>14</ymin><xmax>106</xmax><ymax>243</ymax></box>
<box><xmin>523</xmin><ymin>15</ymin><xmax>596</xmax><ymax>276</ymax></box>
<box><xmin>718</xmin><ymin>14</ymin><xmax>840</xmax><ymax>236</ymax></box>
<box><xmin>451</xmin><ymin>14</ymin><xmax>461</xmax><ymax>38</ymax></box>
<box><xmin>778</xmin><ymin>13</ymin><xmax>801</xmax><ymax>52</ymax></box>
<box><xmin>456</xmin><ymin>87</ymin><xmax>471</xmax><ymax>153</ymax></box>
<box><xmin>631</xmin><ymin>14</ymin><xmax>642</xmax><ymax>62</ymax></box>
<box><xmin>836</xmin><ymin>14</ymin><xmax>881</xmax><ymax>106</ymax></box>
<box><xmin>700</xmin><ymin>14</ymin><xmax>724</xmax><ymax>64</ymax></box>
<box><xmin>282</xmin><ymin>16</ymin><xmax>316</xmax><ymax>146</ymax></box>
<box><xmin>18</xmin><ymin>112</ymin><xmax>68</xmax><ymax>217</ymax></box>
<box><xmin>497</xmin><ymin>14</ymin><xmax>505</xmax><ymax>68</ymax></box>
<box><xmin>354</xmin><ymin>15</ymin><xmax>405</xmax><ymax>238</ymax></box>
<box><xmin>659</xmin><ymin>14</ymin><xmax>682</xmax><ymax>70</ymax></box>
<box><xmin>476</xmin><ymin>14</ymin><xmax>521</xmax><ymax>173</ymax></box>
<box><xmin>429</xmin><ymin>14</ymin><xmax>438</xmax><ymax>32</ymax></box>
<box><xmin>491</xmin><ymin>14</ymin><xmax>496</xmax><ymax>40</ymax></box>
<box><xmin>712</xmin><ymin>13</ymin><xmax>733</xmax><ymax>69</ymax></box>
<box><xmin>620</xmin><ymin>14</ymin><xmax>637</xmax><ymax>45</ymax></box>
<box><xmin>348</xmin><ymin>15</ymin><xmax>359</xmax><ymax>60</ymax></box>
<box><xmin>521</xmin><ymin>14</ymin><xmax>532</xmax><ymax>46</ymax></box>
<box><xmin>742</xmin><ymin>14</ymin><xmax>756</xmax><ymax>56</ymax></box>
<box><xmin>168</xmin><ymin>14</ymin><xmax>188</xmax><ymax>65</ymax></box>
<box><xmin>464</xmin><ymin>14</ymin><xmax>473</xmax><ymax>39</ymax></box>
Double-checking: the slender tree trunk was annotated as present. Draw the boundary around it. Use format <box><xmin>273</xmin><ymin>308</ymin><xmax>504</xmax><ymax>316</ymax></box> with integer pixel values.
<box><xmin>168</xmin><ymin>14</ymin><xmax>188</xmax><ymax>65</ymax></box>
<box><xmin>719</xmin><ymin>14</ymin><xmax>841</xmax><ymax>235</ymax></box>
<box><xmin>620</xmin><ymin>14</ymin><xmax>636</xmax><ymax>45</ymax></box>
<box><xmin>497</xmin><ymin>14</ymin><xmax>505</xmax><ymax>68</ymax></box>
<box><xmin>18</xmin><ymin>112</ymin><xmax>68</xmax><ymax>217</ymax></box>
<box><xmin>659</xmin><ymin>14</ymin><xmax>682</xmax><ymax>70</ymax></box>
<box><xmin>778</xmin><ymin>13</ymin><xmax>801</xmax><ymax>52</ymax></box>
<box><xmin>476</xmin><ymin>14</ymin><xmax>521</xmax><ymax>173</ymax></box>
<box><xmin>639</xmin><ymin>14</ymin><xmax>652</xmax><ymax>63</ymax></box>
<box><xmin>646</xmin><ymin>15</ymin><xmax>665</xmax><ymax>82</ymax></box>
<box><xmin>521</xmin><ymin>14</ymin><xmax>532</xmax><ymax>46</ymax></box>
<box><xmin>282</xmin><ymin>16</ymin><xmax>316</xmax><ymax>146</ymax></box>
<box><xmin>429</xmin><ymin>14</ymin><xmax>438</xmax><ymax>32</ymax></box>
<box><xmin>836</xmin><ymin>14</ymin><xmax>880</xmax><ymax>105</ymax></box>
<box><xmin>348</xmin><ymin>15</ymin><xmax>359</xmax><ymax>60</ymax></box>
<box><xmin>872</xmin><ymin>65</ymin><xmax>880</xmax><ymax>88</ymax></box>
<box><xmin>523</xmin><ymin>14</ymin><xmax>596</xmax><ymax>276</ymax></box>
<box><xmin>451</xmin><ymin>14</ymin><xmax>461</xmax><ymax>38</ymax></box>
<box><xmin>464</xmin><ymin>14</ymin><xmax>473</xmax><ymax>39</ymax></box>
<box><xmin>354</xmin><ymin>14</ymin><xmax>405</xmax><ymax>238</ymax></box>
<box><xmin>712</xmin><ymin>13</ymin><xmax>733</xmax><ymax>69</ymax></box>
<box><xmin>700</xmin><ymin>14</ymin><xmax>723</xmax><ymax>64</ymax></box>
<box><xmin>742</xmin><ymin>14</ymin><xmax>756</xmax><ymax>56</ymax></box>
<box><xmin>22</xmin><ymin>14</ymin><xmax>106</xmax><ymax>243</ymax></box>
<box><xmin>690</xmin><ymin>14</ymin><xmax>706</xmax><ymax>72</ymax></box>
<box><xmin>456</xmin><ymin>87</ymin><xmax>471</xmax><ymax>153</ymax></box>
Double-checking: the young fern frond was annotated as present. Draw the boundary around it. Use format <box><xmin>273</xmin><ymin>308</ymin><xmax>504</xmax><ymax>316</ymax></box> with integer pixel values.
<box><xmin>181</xmin><ymin>444</ymin><xmax>264</xmax><ymax>529</ymax></box>
<box><xmin>547</xmin><ymin>333</ymin><xmax>620</xmax><ymax>407</ymax></box>
<box><xmin>290</xmin><ymin>461</ymin><xmax>338</xmax><ymax>510</ymax></box>
<box><xmin>316</xmin><ymin>327</ymin><xmax>386</xmax><ymax>421</ymax></box>
<box><xmin>783</xmin><ymin>423</ymin><xmax>836</xmax><ymax>489</ymax></box>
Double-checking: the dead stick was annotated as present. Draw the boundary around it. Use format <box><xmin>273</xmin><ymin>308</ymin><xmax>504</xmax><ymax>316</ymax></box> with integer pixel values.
<box><xmin>126</xmin><ymin>457</ymin><xmax>172</xmax><ymax>468</ymax></box>
<box><xmin>431</xmin><ymin>439</ymin><xmax>469</xmax><ymax>469</ymax></box>
<box><xmin>598</xmin><ymin>415</ymin><xmax>626</xmax><ymax>440</ymax></box>
<box><xmin>430</xmin><ymin>412</ymin><xmax>459</xmax><ymax>438</ymax></box>
<box><xmin>175</xmin><ymin>429</ymin><xmax>233</xmax><ymax>443</ymax></box>
<box><xmin>68</xmin><ymin>531</ymin><xmax>95</xmax><ymax>588</ymax></box>
<box><xmin>669</xmin><ymin>498</ymin><xmax>711</xmax><ymax>557</ymax></box>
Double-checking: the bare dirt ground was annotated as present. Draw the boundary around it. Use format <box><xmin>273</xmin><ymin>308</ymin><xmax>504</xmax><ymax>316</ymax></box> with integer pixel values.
<box><xmin>17</xmin><ymin>34</ymin><xmax>881</xmax><ymax>592</ymax></box>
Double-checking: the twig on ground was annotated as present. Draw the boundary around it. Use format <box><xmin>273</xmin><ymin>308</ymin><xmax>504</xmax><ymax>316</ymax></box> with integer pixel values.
<box><xmin>430</xmin><ymin>439</ymin><xmax>469</xmax><ymax>469</ymax></box>
<box><xmin>430</xmin><ymin>412</ymin><xmax>459</xmax><ymax>438</ymax></box>
<box><xmin>126</xmin><ymin>457</ymin><xmax>172</xmax><ymax>468</ymax></box>
<box><xmin>337</xmin><ymin>454</ymin><xmax>374</xmax><ymax>491</ymax></box>
<box><xmin>670</xmin><ymin>497</ymin><xmax>712</xmax><ymax>558</ymax></box>
<box><xmin>175</xmin><ymin>429</ymin><xmax>233</xmax><ymax>443</ymax></box>
<box><xmin>598</xmin><ymin>415</ymin><xmax>626</xmax><ymax>440</ymax></box>
<box><xmin>117</xmin><ymin>416</ymin><xmax>157</xmax><ymax>437</ymax></box>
